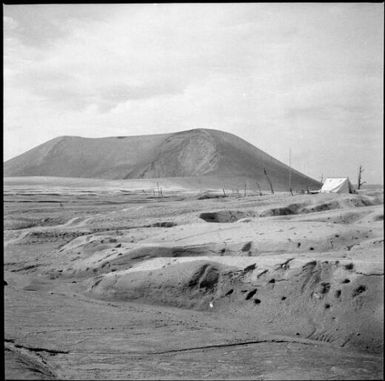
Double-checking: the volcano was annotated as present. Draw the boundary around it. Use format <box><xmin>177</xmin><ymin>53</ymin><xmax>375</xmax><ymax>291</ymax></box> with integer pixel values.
<box><xmin>4</xmin><ymin>128</ymin><xmax>320</xmax><ymax>191</ymax></box>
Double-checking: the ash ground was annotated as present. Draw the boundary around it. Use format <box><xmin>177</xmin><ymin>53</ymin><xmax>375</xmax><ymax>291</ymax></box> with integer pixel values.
<box><xmin>4</xmin><ymin>177</ymin><xmax>384</xmax><ymax>380</ymax></box>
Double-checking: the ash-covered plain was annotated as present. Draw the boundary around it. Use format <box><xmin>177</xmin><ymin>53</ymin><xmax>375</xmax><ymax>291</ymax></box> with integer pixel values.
<box><xmin>4</xmin><ymin>177</ymin><xmax>383</xmax><ymax>380</ymax></box>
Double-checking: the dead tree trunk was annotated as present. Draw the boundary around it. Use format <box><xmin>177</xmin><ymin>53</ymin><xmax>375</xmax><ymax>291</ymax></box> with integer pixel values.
<box><xmin>244</xmin><ymin>183</ymin><xmax>247</xmax><ymax>197</ymax></box>
<box><xmin>264</xmin><ymin>168</ymin><xmax>274</xmax><ymax>194</ymax></box>
<box><xmin>156</xmin><ymin>182</ymin><xmax>163</xmax><ymax>197</ymax></box>
<box><xmin>357</xmin><ymin>165</ymin><xmax>366</xmax><ymax>190</ymax></box>
<box><xmin>288</xmin><ymin>148</ymin><xmax>292</xmax><ymax>196</ymax></box>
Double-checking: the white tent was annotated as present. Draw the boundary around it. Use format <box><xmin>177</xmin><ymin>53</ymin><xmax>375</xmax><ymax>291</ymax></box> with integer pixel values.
<box><xmin>320</xmin><ymin>178</ymin><xmax>354</xmax><ymax>193</ymax></box>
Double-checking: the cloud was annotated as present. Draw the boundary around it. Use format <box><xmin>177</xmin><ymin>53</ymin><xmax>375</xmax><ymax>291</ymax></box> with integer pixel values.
<box><xmin>3</xmin><ymin>3</ymin><xmax>384</xmax><ymax>183</ymax></box>
<box><xmin>3</xmin><ymin>4</ymin><xmax>113</xmax><ymax>48</ymax></box>
<box><xmin>9</xmin><ymin>64</ymin><xmax>187</xmax><ymax>112</ymax></box>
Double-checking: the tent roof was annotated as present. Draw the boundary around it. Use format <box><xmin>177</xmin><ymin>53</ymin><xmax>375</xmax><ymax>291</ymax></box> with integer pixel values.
<box><xmin>320</xmin><ymin>177</ymin><xmax>354</xmax><ymax>193</ymax></box>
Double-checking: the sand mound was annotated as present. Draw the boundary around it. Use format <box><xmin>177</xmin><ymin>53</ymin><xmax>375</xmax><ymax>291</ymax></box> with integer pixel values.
<box><xmin>259</xmin><ymin>202</ymin><xmax>307</xmax><ymax>217</ymax></box>
<box><xmin>198</xmin><ymin>195</ymin><xmax>382</xmax><ymax>223</ymax></box>
<box><xmin>199</xmin><ymin>210</ymin><xmax>255</xmax><ymax>223</ymax></box>
<box><xmin>259</xmin><ymin>195</ymin><xmax>381</xmax><ymax>218</ymax></box>
<box><xmin>88</xmin><ymin>260</ymin><xmax>236</xmax><ymax>310</ymax></box>
<box><xmin>196</xmin><ymin>191</ymin><xmax>227</xmax><ymax>200</ymax></box>
<box><xmin>88</xmin><ymin>254</ymin><xmax>383</xmax><ymax>353</ymax></box>
<box><xmin>41</xmin><ymin>197</ymin><xmax>382</xmax><ymax>279</ymax></box>
<box><xmin>48</xmin><ymin>233</ymin><xmax>240</xmax><ymax>278</ymax></box>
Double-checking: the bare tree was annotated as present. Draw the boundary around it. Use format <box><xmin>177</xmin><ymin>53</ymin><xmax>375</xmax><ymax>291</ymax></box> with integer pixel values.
<box><xmin>288</xmin><ymin>148</ymin><xmax>293</xmax><ymax>196</ymax></box>
<box><xmin>263</xmin><ymin>168</ymin><xmax>274</xmax><ymax>194</ymax></box>
<box><xmin>357</xmin><ymin>165</ymin><xmax>366</xmax><ymax>190</ymax></box>
<box><xmin>156</xmin><ymin>182</ymin><xmax>163</xmax><ymax>197</ymax></box>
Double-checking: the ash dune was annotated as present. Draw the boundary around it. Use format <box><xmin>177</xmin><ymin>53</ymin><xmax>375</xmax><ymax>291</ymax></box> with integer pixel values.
<box><xmin>4</xmin><ymin>177</ymin><xmax>383</xmax><ymax>379</ymax></box>
<box><xmin>4</xmin><ymin>129</ymin><xmax>320</xmax><ymax>191</ymax></box>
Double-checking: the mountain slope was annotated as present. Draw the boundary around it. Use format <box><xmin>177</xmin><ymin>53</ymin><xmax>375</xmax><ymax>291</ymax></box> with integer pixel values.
<box><xmin>4</xmin><ymin>129</ymin><xmax>320</xmax><ymax>191</ymax></box>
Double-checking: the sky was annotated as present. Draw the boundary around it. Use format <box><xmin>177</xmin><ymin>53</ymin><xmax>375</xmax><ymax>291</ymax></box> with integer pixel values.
<box><xmin>3</xmin><ymin>3</ymin><xmax>384</xmax><ymax>184</ymax></box>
